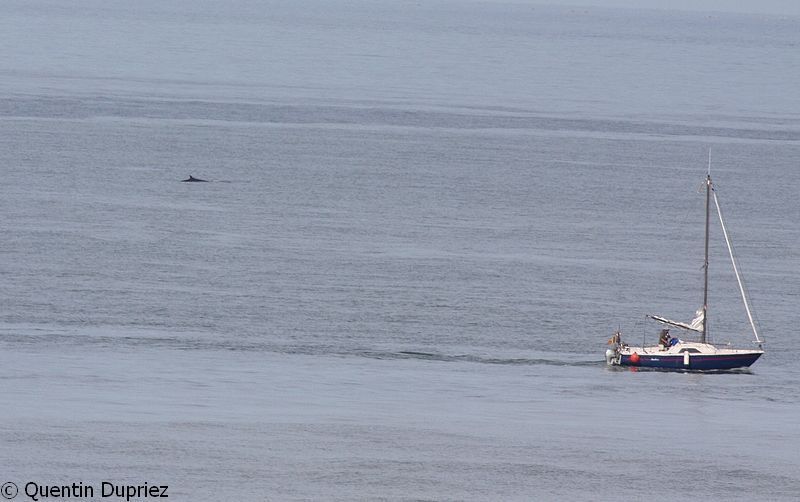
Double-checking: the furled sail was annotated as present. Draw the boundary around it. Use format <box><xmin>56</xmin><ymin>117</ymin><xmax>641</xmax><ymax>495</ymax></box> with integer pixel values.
<box><xmin>688</xmin><ymin>308</ymin><xmax>704</xmax><ymax>331</ymax></box>
<box><xmin>648</xmin><ymin>308</ymin><xmax>704</xmax><ymax>333</ymax></box>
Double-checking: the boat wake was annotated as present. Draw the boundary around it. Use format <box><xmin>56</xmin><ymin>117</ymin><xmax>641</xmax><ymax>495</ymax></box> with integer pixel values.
<box><xmin>0</xmin><ymin>326</ymin><xmax>602</xmax><ymax>367</ymax></box>
<box><xmin>362</xmin><ymin>350</ymin><xmax>600</xmax><ymax>367</ymax></box>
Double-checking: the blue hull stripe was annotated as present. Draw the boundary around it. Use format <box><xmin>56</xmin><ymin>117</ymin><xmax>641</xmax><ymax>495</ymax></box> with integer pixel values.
<box><xmin>619</xmin><ymin>353</ymin><xmax>762</xmax><ymax>370</ymax></box>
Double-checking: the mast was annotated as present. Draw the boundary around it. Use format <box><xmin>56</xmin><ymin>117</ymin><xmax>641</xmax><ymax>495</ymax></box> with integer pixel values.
<box><xmin>702</xmin><ymin>173</ymin><xmax>711</xmax><ymax>344</ymax></box>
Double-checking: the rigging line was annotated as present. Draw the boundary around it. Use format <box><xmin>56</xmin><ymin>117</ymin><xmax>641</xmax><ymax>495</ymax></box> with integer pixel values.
<box><xmin>629</xmin><ymin>315</ymin><xmax>644</xmax><ymax>341</ymax></box>
<box><xmin>717</xmin><ymin>202</ymin><xmax>760</xmax><ymax>326</ymax></box>
<box><xmin>676</xmin><ymin>191</ymin><xmax>698</xmax><ymax>228</ymax></box>
<box><xmin>642</xmin><ymin>315</ymin><xmax>647</xmax><ymax>351</ymax></box>
<box><xmin>717</xmin><ymin>202</ymin><xmax>765</xmax><ymax>341</ymax></box>
<box><xmin>712</xmin><ymin>188</ymin><xmax>763</xmax><ymax>344</ymax></box>
<box><xmin>671</xmin><ymin>172</ymin><xmax>705</xmax><ymax>229</ymax></box>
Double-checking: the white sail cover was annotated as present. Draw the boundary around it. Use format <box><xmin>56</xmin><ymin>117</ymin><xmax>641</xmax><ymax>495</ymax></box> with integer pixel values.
<box><xmin>648</xmin><ymin>308</ymin><xmax>704</xmax><ymax>333</ymax></box>
<box><xmin>688</xmin><ymin>308</ymin><xmax>704</xmax><ymax>331</ymax></box>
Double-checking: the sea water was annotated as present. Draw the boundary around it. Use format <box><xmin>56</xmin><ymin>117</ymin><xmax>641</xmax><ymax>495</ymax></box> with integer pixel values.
<box><xmin>1</xmin><ymin>1</ymin><xmax>799</xmax><ymax>500</ymax></box>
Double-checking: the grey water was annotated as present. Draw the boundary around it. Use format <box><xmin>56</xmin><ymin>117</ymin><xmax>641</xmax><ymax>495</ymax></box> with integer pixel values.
<box><xmin>1</xmin><ymin>1</ymin><xmax>800</xmax><ymax>500</ymax></box>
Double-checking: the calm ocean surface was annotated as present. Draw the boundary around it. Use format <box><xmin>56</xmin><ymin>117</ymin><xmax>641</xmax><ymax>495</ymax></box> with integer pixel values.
<box><xmin>1</xmin><ymin>1</ymin><xmax>799</xmax><ymax>500</ymax></box>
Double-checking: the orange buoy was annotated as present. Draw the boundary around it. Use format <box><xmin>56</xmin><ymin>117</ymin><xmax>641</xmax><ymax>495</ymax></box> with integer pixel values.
<box><xmin>630</xmin><ymin>352</ymin><xmax>640</xmax><ymax>364</ymax></box>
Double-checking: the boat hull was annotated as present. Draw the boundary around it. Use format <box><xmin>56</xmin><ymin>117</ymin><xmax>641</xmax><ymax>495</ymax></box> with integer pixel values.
<box><xmin>617</xmin><ymin>351</ymin><xmax>762</xmax><ymax>370</ymax></box>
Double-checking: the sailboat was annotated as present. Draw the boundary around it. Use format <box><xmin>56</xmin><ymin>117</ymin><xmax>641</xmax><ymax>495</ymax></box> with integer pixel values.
<box><xmin>605</xmin><ymin>171</ymin><xmax>764</xmax><ymax>370</ymax></box>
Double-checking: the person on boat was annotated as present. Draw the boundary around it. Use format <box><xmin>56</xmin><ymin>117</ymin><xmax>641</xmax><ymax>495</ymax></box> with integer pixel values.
<box><xmin>659</xmin><ymin>329</ymin><xmax>671</xmax><ymax>349</ymax></box>
<box><xmin>608</xmin><ymin>331</ymin><xmax>622</xmax><ymax>347</ymax></box>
